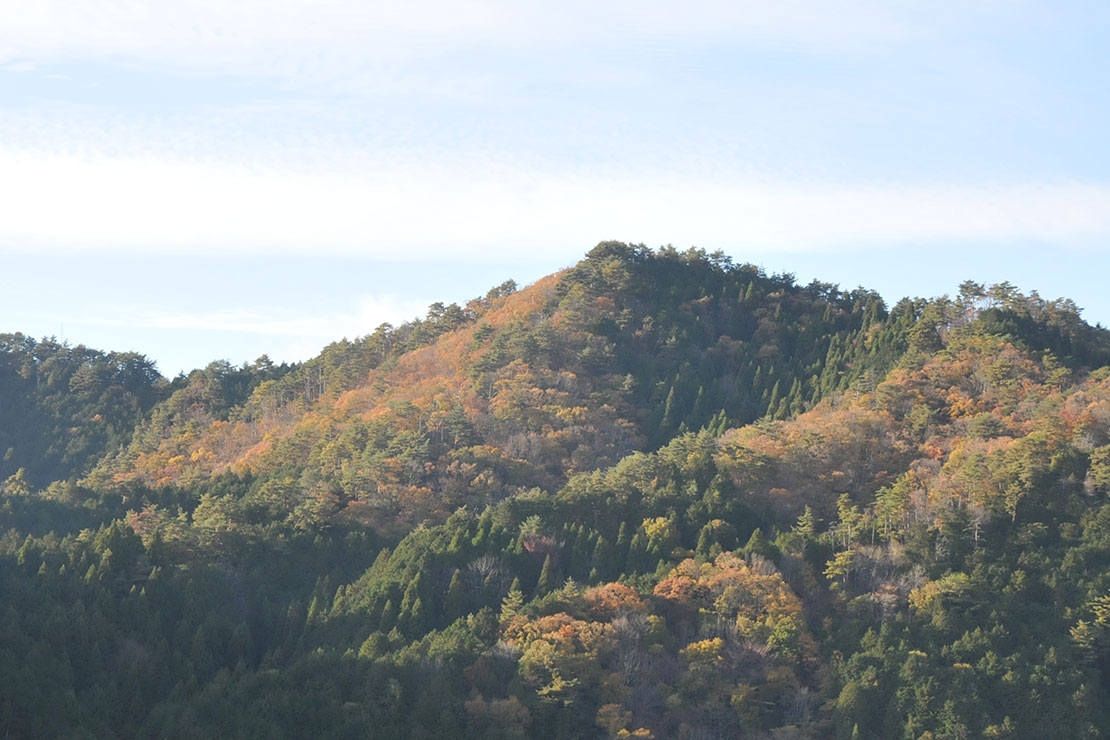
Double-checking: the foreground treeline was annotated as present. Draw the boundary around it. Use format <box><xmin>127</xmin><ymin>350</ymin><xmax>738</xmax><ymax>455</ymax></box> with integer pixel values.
<box><xmin>4</xmin><ymin>245</ymin><xmax>1110</xmax><ymax>738</ymax></box>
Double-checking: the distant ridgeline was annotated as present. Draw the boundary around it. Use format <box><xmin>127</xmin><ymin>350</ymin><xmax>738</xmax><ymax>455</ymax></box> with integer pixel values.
<box><xmin>3</xmin><ymin>243</ymin><xmax>1110</xmax><ymax>739</ymax></box>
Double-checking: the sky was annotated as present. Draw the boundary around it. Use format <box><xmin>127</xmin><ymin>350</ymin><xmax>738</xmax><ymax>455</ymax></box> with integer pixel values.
<box><xmin>2</xmin><ymin>1</ymin><xmax>1109</xmax><ymax>376</ymax></box>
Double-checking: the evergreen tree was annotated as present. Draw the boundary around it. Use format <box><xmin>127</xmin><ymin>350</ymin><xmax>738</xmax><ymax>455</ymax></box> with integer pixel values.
<box><xmin>378</xmin><ymin>599</ymin><xmax>396</xmax><ymax>632</ymax></box>
<box><xmin>445</xmin><ymin>568</ymin><xmax>465</xmax><ymax>622</ymax></box>
<box><xmin>535</xmin><ymin>555</ymin><xmax>555</xmax><ymax>596</ymax></box>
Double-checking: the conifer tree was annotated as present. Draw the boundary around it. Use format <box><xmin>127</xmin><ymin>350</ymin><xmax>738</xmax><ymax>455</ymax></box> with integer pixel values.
<box><xmin>501</xmin><ymin>584</ymin><xmax>524</xmax><ymax>625</ymax></box>
<box><xmin>535</xmin><ymin>554</ymin><xmax>555</xmax><ymax>596</ymax></box>
<box><xmin>472</xmin><ymin>508</ymin><xmax>493</xmax><ymax>549</ymax></box>
<box><xmin>306</xmin><ymin>594</ymin><xmax>321</xmax><ymax>624</ymax></box>
<box><xmin>794</xmin><ymin>506</ymin><xmax>818</xmax><ymax>539</ymax></box>
<box><xmin>379</xmin><ymin>599</ymin><xmax>396</xmax><ymax>632</ymax></box>
<box><xmin>590</xmin><ymin>536</ymin><xmax>610</xmax><ymax>581</ymax></box>
<box><xmin>445</xmin><ymin>569</ymin><xmax>465</xmax><ymax>622</ymax></box>
<box><xmin>696</xmin><ymin>526</ymin><xmax>714</xmax><ymax>561</ymax></box>
<box><xmin>628</xmin><ymin>530</ymin><xmax>648</xmax><ymax>573</ymax></box>
<box><xmin>408</xmin><ymin>596</ymin><xmax>425</xmax><ymax>635</ymax></box>
<box><xmin>616</xmin><ymin>521</ymin><xmax>630</xmax><ymax>559</ymax></box>
<box><xmin>448</xmin><ymin>529</ymin><xmax>466</xmax><ymax>557</ymax></box>
<box><xmin>660</xmin><ymin>387</ymin><xmax>677</xmax><ymax>436</ymax></box>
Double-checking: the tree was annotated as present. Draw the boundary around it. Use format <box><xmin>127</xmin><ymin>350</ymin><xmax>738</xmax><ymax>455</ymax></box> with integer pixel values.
<box><xmin>535</xmin><ymin>555</ymin><xmax>555</xmax><ymax>596</ymax></box>
<box><xmin>446</xmin><ymin>569</ymin><xmax>466</xmax><ymax>622</ymax></box>
<box><xmin>379</xmin><ymin>599</ymin><xmax>397</xmax><ymax>632</ymax></box>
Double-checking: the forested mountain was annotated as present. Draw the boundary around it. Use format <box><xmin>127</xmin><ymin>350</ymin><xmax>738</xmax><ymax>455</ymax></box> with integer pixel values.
<box><xmin>4</xmin><ymin>243</ymin><xmax>1110</xmax><ymax>739</ymax></box>
<box><xmin>0</xmin><ymin>335</ymin><xmax>166</xmax><ymax>486</ymax></box>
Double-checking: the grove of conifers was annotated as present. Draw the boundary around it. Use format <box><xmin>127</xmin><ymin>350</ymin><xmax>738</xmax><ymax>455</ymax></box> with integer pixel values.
<box><xmin>4</xmin><ymin>243</ymin><xmax>1110</xmax><ymax>739</ymax></box>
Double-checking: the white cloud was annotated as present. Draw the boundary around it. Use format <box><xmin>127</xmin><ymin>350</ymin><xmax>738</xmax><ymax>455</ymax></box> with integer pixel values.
<box><xmin>77</xmin><ymin>295</ymin><xmax>430</xmax><ymax>340</ymax></box>
<box><xmin>0</xmin><ymin>0</ymin><xmax>920</xmax><ymax>84</ymax></box>
<box><xmin>1</xmin><ymin>146</ymin><xmax>1109</xmax><ymax>259</ymax></box>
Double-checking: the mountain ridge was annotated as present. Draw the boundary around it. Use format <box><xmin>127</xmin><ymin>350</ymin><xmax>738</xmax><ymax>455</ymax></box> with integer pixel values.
<box><xmin>82</xmin><ymin>244</ymin><xmax>906</xmax><ymax>536</ymax></box>
<box><xmin>4</xmin><ymin>243</ymin><xmax>1110</xmax><ymax>739</ymax></box>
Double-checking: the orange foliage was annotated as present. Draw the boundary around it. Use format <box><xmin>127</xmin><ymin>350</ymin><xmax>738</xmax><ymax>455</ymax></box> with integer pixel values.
<box><xmin>583</xmin><ymin>583</ymin><xmax>645</xmax><ymax>620</ymax></box>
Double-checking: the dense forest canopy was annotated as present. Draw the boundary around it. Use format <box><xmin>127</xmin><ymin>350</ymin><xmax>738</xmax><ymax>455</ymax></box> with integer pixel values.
<box><xmin>4</xmin><ymin>244</ymin><xmax>1110</xmax><ymax>739</ymax></box>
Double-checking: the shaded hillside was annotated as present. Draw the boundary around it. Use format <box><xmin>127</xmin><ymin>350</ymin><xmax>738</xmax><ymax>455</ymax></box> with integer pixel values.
<box><xmin>0</xmin><ymin>334</ymin><xmax>167</xmax><ymax>486</ymax></box>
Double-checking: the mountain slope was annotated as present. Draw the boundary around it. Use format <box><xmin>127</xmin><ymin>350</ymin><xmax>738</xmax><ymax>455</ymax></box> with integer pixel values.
<box><xmin>4</xmin><ymin>246</ymin><xmax>1110</xmax><ymax>739</ymax></box>
<box><xmin>88</xmin><ymin>244</ymin><xmax>907</xmax><ymax>536</ymax></box>
<box><xmin>0</xmin><ymin>334</ymin><xmax>167</xmax><ymax>486</ymax></box>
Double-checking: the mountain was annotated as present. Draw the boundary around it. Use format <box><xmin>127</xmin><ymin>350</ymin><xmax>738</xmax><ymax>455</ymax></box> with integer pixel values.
<box><xmin>0</xmin><ymin>334</ymin><xmax>167</xmax><ymax>486</ymax></box>
<box><xmin>3</xmin><ymin>244</ymin><xmax>1110</xmax><ymax>739</ymax></box>
<box><xmin>87</xmin><ymin>244</ymin><xmax>899</xmax><ymax>526</ymax></box>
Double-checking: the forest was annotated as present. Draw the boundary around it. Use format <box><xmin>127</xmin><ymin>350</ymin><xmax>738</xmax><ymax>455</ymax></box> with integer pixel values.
<box><xmin>4</xmin><ymin>242</ymin><xmax>1110</xmax><ymax>739</ymax></box>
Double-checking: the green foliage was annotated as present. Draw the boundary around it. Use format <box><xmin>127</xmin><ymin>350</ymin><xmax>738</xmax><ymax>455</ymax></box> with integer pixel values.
<box><xmin>5</xmin><ymin>251</ymin><xmax>1110</xmax><ymax>738</ymax></box>
<box><xmin>0</xmin><ymin>334</ymin><xmax>167</xmax><ymax>485</ymax></box>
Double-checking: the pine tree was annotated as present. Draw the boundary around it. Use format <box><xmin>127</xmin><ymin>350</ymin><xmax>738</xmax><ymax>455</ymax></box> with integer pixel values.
<box><xmin>590</xmin><ymin>536</ymin><xmax>610</xmax><ymax>581</ymax></box>
<box><xmin>660</xmin><ymin>386</ymin><xmax>677</xmax><ymax>435</ymax></box>
<box><xmin>408</xmin><ymin>596</ymin><xmax>425</xmax><ymax>635</ymax></box>
<box><xmin>535</xmin><ymin>555</ymin><xmax>555</xmax><ymax>596</ymax></box>
<box><xmin>691</xmin><ymin>385</ymin><xmax>706</xmax><ymax>427</ymax></box>
<box><xmin>707</xmin><ymin>409</ymin><xmax>728</xmax><ymax>436</ymax></box>
<box><xmin>794</xmin><ymin>506</ymin><xmax>818</xmax><ymax>539</ymax></box>
<box><xmin>787</xmin><ymin>377</ymin><xmax>803</xmax><ymax>416</ymax></box>
<box><xmin>743</xmin><ymin>528</ymin><xmax>773</xmax><ymax>558</ymax></box>
<box><xmin>448</xmin><ymin>529</ymin><xmax>467</xmax><ymax>557</ymax></box>
<box><xmin>696</xmin><ymin>526</ymin><xmax>714</xmax><ymax>561</ymax></box>
<box><xmin>445</xmin><ymin>569</ymin><xmax>465</xmax><ymax>622</ymax></box>
<box><xmin>482</xmin><ymin>574</ymin><xmax>498</xmax><ymax>607</ymax></box>
<box><xmin>306</xmin><ymin>594</ymin><xmax>321</xmax><ymax>624</ymax></box>
<box><xmin>615</xmin><ymin>522</ymin><xmax>631</xmax><ymax>569</ymax></box>
<box><xmin>379</xmin><ymin>599</ymin><xmax>396</xmax><ymax>632</ymax></box>
<box><xmin>628</xmin><ymin>530</ymin><xmax>648</xmax><ymax>573</ymax></box>
<box><xmin>767</xmin><ymin>380</ymin><xmax>781</xmax><ymax>415</ymax></box>
<box><xmin>472</xmin><ymin>508</ymin><xmax>493</xmax><ymax>549</ymax></box>
<box><xmin>501</xmin><ymin>583</ymin><xmax>524</xmax><ymax>624</ymax></box>
<box><xmin>17</xmin><ymin>535</ymin><xmax>36</xmax><ymax>570</ymax></box>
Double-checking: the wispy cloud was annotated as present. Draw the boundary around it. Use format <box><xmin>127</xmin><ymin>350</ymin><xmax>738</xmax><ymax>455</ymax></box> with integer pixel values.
<box><xmin>0</xmin><ymin>0</ymin><xmax>922</xmax><ymax>85</ymax></box>
<box><xmin>2</xmin><ymin>2</ymin><xmax>1105</xmax><ymax>261</ymax></box>
<box><xmin>76</xmin><ymin>295</ymin><xmax>430</xmax><ymax>340</ymax></box>
<box><xmin>2</xmin><ymin>146</ymin><xmax>1109</xmax><ymax>259</ymax></box>
<box><xmin>3</xmin><ymin>0</ymin><xmax>1105</xmax><ymax>378</ymax></box>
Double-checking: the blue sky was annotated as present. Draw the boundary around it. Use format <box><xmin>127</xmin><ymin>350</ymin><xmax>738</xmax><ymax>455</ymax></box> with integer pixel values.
<box><xmin>2</xmin><ymin>1</ymin><xmax>1109</xmax><ymax>376</ymax></box>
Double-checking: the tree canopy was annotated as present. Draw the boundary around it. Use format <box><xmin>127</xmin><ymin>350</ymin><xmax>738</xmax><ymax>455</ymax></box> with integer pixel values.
<box><xmin>3</xmin><ymin>244</ymin><xmax>1110</xmax><ymax>738</ymax></box>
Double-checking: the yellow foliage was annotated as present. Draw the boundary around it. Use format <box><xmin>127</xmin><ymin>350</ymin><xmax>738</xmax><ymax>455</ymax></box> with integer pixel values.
<box><xmin>596</xmin><ymin>703</ymin><xmax>631</xmax><ymax>737</ymax></box>
<box><xmin>680</xmin><ymin>637</ymin><xmax>724</xmax><ymax>665</ymax></box>
<box><xmin>641</xmin><ymin>516</ymin><xmax>676</xmax><ymax>544</ymax></box>
<box><xmin>190</xmin><ymin>447</ymin><xmax>213</xmax><ymax>463</ymax></box>
<box><xmin>908</xmin><ymin>572</ymin><xmax>971</xmax><ymax>612</ymax></box>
